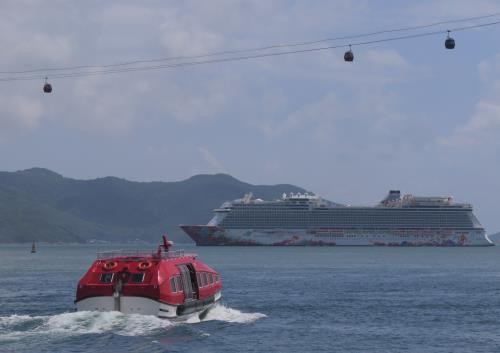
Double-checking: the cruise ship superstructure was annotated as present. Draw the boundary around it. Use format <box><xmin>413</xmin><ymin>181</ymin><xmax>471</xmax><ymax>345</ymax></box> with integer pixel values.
<box><xmin>181</xmin><ymin>191</ymin><xmax>492</xmax><ymax>246</ymax></box>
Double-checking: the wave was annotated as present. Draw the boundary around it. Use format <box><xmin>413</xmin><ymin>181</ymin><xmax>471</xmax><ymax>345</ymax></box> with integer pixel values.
<box><xmin>0</xmin><ymin>311</ymin><xmax>173</xmax><ymax>342</ymax></box>
<box><xmin>187</xmin><ymin>304</ymin><xmax>267</xmax><ymax>324</ymax></box>
<box><xmin>0</xmin><ymin>304</ymin><xmax>265</xmax><ymax>342</ymax></box>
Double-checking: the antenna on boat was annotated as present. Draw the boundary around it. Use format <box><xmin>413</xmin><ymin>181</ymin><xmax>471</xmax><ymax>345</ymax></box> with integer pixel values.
<box><xmin>157</xmin><ymin>234</ymin><xmax>173</xmax><ymax>255</ymax></box>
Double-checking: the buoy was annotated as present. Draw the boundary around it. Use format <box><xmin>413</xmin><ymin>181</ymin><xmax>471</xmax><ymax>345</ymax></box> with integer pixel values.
<box><xmin>138</xmin><ymin>261</ymin><xmax>152</xmax><ymax>270</ymax></box>
<box><xmin>103</xmin><ymin>261</ymin><xmax>118</xmax><ymax>270</ymax></box>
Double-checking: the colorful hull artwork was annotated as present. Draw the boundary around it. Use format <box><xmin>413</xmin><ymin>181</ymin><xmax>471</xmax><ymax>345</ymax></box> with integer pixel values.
<box><xmin>181</xmin><ymin>191</ymin><xmax>493</xmax><ymax>247</ymax></box>
<box><xmin>180</xmin><ymin>226</ymin><xmax>492</xmax><ymax>246</ymax></box>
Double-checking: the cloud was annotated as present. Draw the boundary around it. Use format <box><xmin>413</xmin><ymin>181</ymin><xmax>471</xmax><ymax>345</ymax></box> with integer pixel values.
<box><xmin>258</xmin><ymin>85</ymin><xmax>416</xmax><ymax>148</ymax></box>
<box><xmin>198</xmin><ymin>146</ymin><xmax>224</xmax><ymax>171</ymax></box>
<box><xmin>54</xmin><ymin>76</ymin><xmax>146</xmax><ymax>136</ymax></box>
<box><xmin>0</xmin><ymin>3</ymin><xmax>74</xmax><ymax>70</ymax></box>
<box><xmin>0</xmin><ymin>1</ymin><xmax>417</xmax><ymax>138</ymax></box>
<box><xmin>439</xmin><ymin>100</ymin><xmax>500</xmax><ymax>147</ymax></box>
<box><xmin>160</xmin><ymin>83</ymin><xmax>228</xmax><ymax>124</ymax></box>
<box><xmin>259</xmin><ymin>93</ymin><xmax>341</xmax><ymax>139</ymax></box>
<box><xmin>478</xmin><ymin>54</ymin><xmax>500</xmax><ymax>83</ymax></box>
<box><xmin>96</xmin><ymin>4</ymin><xmax>155</xmax><ymax>24</ymax></box>
<box><xmin>440</xmin><ymin>53</ymin><xmax>500</xmax><ymax>147</ymax></box>
<box><xmin>0</xmin><ymin>95</ymin><xmax>43</xmax><ymax>132</ymax></box>
<box><xmin>408</xmin><ymin>0</ymin><xmax>500</xmax><ymax>22</ymax></box>
<box><xmin>364</xmin><ymin>50</ymin><xmax>410</xmax><ymax>70</ymax></box>
<box><xmin>159</xmin><ymin>23</ymin><xmax>223</xmax><ymax>57</ymax></box>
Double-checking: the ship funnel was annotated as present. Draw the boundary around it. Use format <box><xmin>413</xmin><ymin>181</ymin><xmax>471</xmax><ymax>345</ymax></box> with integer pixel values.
<box><xmin>380</xmin><ymin>190</ymin><xmax>401</xmax><ymax>206</ymax></box>
<box><xmin>389</xmin><ymin>190</ymin><xmax>400</xmax><ymax>197</ymax></box>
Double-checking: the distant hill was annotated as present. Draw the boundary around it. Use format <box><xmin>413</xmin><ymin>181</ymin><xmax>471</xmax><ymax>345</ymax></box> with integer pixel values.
<box><xmin>487</xmin><ymin>232</ymin><xmax>500</xmax><ymax>244</ymax></box>
<box><xmin>0</xmin><ymin>168</ymin><xmax>307</xmax><ymax>243</ymax></box>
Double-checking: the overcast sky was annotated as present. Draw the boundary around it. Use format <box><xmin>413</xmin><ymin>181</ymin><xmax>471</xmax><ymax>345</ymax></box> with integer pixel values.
<box><xmin>1</xmin><ymin>0</ymin><xmax>500</xmax><ymax>232</ymax></box>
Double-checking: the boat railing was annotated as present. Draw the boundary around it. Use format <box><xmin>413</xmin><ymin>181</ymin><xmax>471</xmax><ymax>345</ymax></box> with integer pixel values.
<box><xmin>96</xmin><ymin>249</ymin><xmax>191</xmax><ymax>260</ymax></box>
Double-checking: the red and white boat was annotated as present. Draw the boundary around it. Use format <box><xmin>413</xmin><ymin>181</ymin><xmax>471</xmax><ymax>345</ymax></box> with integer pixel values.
<box><xmin>75</xmin><ymin>236</ymin><xmax>222</xmax><ymax>319</ymax></box>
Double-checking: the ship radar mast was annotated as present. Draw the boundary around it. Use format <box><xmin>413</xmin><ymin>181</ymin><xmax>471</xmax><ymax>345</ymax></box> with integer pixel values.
<box><xmin>242</xmin><ymin>193</ymin><xmax>253</xmax><ymax>203</ymax></box>
<box><xmin>156</xmin><ymin>234</ymin><xmax>173</xmax><ymax>256</ymax></box>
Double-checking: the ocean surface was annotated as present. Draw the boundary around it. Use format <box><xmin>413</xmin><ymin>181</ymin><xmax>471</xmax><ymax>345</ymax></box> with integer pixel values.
<box><xmin>1</xmin><ymin>244</ymin><xmax>499</xmax><ymax>353</ymax></box>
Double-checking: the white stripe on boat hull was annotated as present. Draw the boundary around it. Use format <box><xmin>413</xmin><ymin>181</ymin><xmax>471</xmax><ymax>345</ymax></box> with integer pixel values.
<box><xmin>76</xmin><ymin>295</ymin><xmax>219</xmax><ymax>318</ymax></box>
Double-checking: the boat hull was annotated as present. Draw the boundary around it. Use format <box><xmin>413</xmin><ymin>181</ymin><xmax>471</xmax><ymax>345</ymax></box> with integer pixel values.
<box><xmin>181</xmin><ymin>225</ymin><xmax>493</xmax><ymax>246</ymax></box>
<box><xmin>76</xmin><ymin>291</ymin><xmax>221</xmax><ymax>319</ymax></box>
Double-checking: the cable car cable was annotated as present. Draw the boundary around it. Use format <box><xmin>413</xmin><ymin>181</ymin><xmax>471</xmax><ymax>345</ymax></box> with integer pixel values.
<box><xmin>1</xmin><ymin>11</ymin><xmax>500</xmax><ymax>76</ymax></box>
<box><xmin>0</xmin><ymin>19</ymin><xmax>499</xmax><ymax>83</ymax></box>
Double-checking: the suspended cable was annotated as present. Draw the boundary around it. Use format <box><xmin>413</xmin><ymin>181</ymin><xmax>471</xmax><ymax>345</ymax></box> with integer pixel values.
<box><xmin>0</xmin><ymin>19</ymin><xmax>499</xmax><ymax>83</ymax></box>
<box><xmin>1</xmin><ymin>11</ymin><xmax>500</xmax><ymax>76</ymax></box>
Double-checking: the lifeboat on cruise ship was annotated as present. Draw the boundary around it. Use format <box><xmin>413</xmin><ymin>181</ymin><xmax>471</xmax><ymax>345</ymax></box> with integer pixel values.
<box><xmin>75</xmin><ymin>236</ymin><xmax>222</xmax><ymax>319</ymax></box>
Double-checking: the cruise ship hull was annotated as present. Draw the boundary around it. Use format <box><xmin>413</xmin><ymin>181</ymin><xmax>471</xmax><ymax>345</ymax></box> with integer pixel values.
<box><xmin>181</xmin><ymin>225</ymin><xmax>493</xmax><ymax>246</ymax></box>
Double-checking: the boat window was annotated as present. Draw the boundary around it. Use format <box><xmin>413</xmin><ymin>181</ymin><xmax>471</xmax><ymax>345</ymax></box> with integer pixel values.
<box><xmin>131</xmin><ymin>273</ymin><xmax>144</xmax><ymax>283</ymax></box>
<box><xmin>176</xmin><ymin>276</ymin><xmax>183</xmax><ymax>292</ymax></box>
<box><xmin>202</xmin><ymin>272</ymin><xmax>208</xmax><ymax>286</ymax></box>
<box><xmin>196</xmin><ymin>272</ymin><xmax>202</xmax><ymax>287</ymax></box>
<box><xmin>208</xmin><ymin>273</ymin><xmax>214</xmax><ymax>284</ymax></box>
<box><xmin>170</xmin><ymin>277</ymin><xmax>177</xmax><ymax>292</ymax></box>
<box><xmin>100</xmin><ymin>273</ymin><xmax>113</xmax><ymax>283</ymax></box>
<box><xmin>215</xmin><ymin>274</ymin><xmax>220</xmax><ymax>282</ymax></box>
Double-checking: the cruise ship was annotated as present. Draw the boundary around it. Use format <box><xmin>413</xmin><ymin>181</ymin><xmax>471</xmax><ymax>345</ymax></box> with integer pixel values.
<box><xmin>180</xmin><ymin>190</ymin><xmax>493</xmax><ymax>246</ymax></box>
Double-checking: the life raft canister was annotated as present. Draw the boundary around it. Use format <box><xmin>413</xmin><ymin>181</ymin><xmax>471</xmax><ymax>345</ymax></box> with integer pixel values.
<box><xmin>138</xmin><ymin>261</ymin><xmax>152</xmax><ymax>270</ymax></box>
<box><xmin>103</xmin><ymin>261</ymin><xmax>118</xmax><ymax>270</ymax></box>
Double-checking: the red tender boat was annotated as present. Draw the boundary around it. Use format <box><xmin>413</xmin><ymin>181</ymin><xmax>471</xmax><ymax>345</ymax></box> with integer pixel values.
<box><xmin>75</xmin><ymin>236</ymin><xmax>222</xmax><ymax>319</ymax></box>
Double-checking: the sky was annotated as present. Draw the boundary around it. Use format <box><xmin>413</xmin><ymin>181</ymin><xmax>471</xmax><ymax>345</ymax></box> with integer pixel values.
<box><xmin>1</xmin><ymin>0</ymin><xmax>500</xmax><ymax>232</ymax></box>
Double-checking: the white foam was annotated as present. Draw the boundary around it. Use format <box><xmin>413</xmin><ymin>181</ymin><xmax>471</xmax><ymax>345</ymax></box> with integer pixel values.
<box><xmin>0</xmin><ymin>311</ymin><xmax>174</xmax><ymax>342</ymax></box>
<box><xmin>114</xmin><ymin>313</ymin><xmax>174</xmax><ymax>336</ymax></box>
<box><xmin>0</xmin><ymin>314</ymin><xmax>38</xmax><ymax>327</ymax></box>
<box><xmin>0</xmin><ymin>305</ymin><xmax>265</xmax><ymax>342</ymax></box>
<box><xmin>187</xmin><ymin>304</ymin><xmax>266</xmax><ymax>324</ymax></box>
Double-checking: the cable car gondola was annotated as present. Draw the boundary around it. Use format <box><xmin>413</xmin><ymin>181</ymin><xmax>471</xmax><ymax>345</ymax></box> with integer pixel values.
<box><xmin>43</xmin><ymin>77</ymin><xmax>52</xmax><ymax>93</ymax></box>
<box><xmin>344</xmin><ymin>45</ymin><xmax>354</xmax><ymax>62</ymax></box>
<box><xmin>445</xmin><ymin>30</ymin><xmax>455</xmax><ymax>49</ymax></box>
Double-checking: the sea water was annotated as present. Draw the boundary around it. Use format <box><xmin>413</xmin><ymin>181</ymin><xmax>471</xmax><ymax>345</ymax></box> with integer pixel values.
<box><xmin>1</xmin><ymin>244</ymin><xmax>500</xmax><ymax>352</ymax></box>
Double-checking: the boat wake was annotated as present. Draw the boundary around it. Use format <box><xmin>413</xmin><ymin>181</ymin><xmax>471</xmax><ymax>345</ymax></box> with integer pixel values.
<box><xmin>0</xmin><ymin>311</ymin><xmax>173</xmax><ymax>341</ymax></box>
<box><xmin>0</xmin><ymin>304</ymin><xmax>265</xmax><ymax>342</ymax></box>
<box><xmin>187</xmin><ymin>303</ymin><xmax>266</xmax><ymax>324</ymax></box>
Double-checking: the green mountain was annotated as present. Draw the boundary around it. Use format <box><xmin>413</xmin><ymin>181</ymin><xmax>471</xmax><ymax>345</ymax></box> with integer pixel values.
<box><xmin>488</xmin><ymin>232</ymin><xmax>500</xmax><ymax>244</ymax></box>
<box><xmin>0</xmin><ymin>168</ymin><xmax>307</xmax><ymax>243</ymax></box>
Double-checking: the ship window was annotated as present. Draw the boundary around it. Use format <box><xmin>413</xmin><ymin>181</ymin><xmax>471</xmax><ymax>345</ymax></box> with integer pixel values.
<box><xmin>202</xmin><ymin>272</ymin><xmax>208</xmax><ymax>286</ymax></box>
<box><xmin>131</xmin><ymin>273</ymin><xmax>144</xmax><ymax>283</ymax></box>
<box><xmin>170</xmin><ymin>277</ymin><xmax>177</xmax><ymax>292</ymax></box>
<box><xmin>215</xmin><ymin>275</ymin><xmax>220</xmax><ymax>282</ymax></box>
<box><xmin>196</xmin><ymin>272</ymin><xmax>202</xmax><ymax>287</ymax></box>
<box><xmin>208</xmin><ymin>273</ymin><xmax>214</xmax><ymax>284</ymax></box>
<box><xmin>176</xmin><ymin>276</ymin><xmax>183</xmax><ymax>292</ymax></box>
<box><xmin>100</xmin><ymin>273</ymin><xmax>113</xmax><ymax>283</ymax></box>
